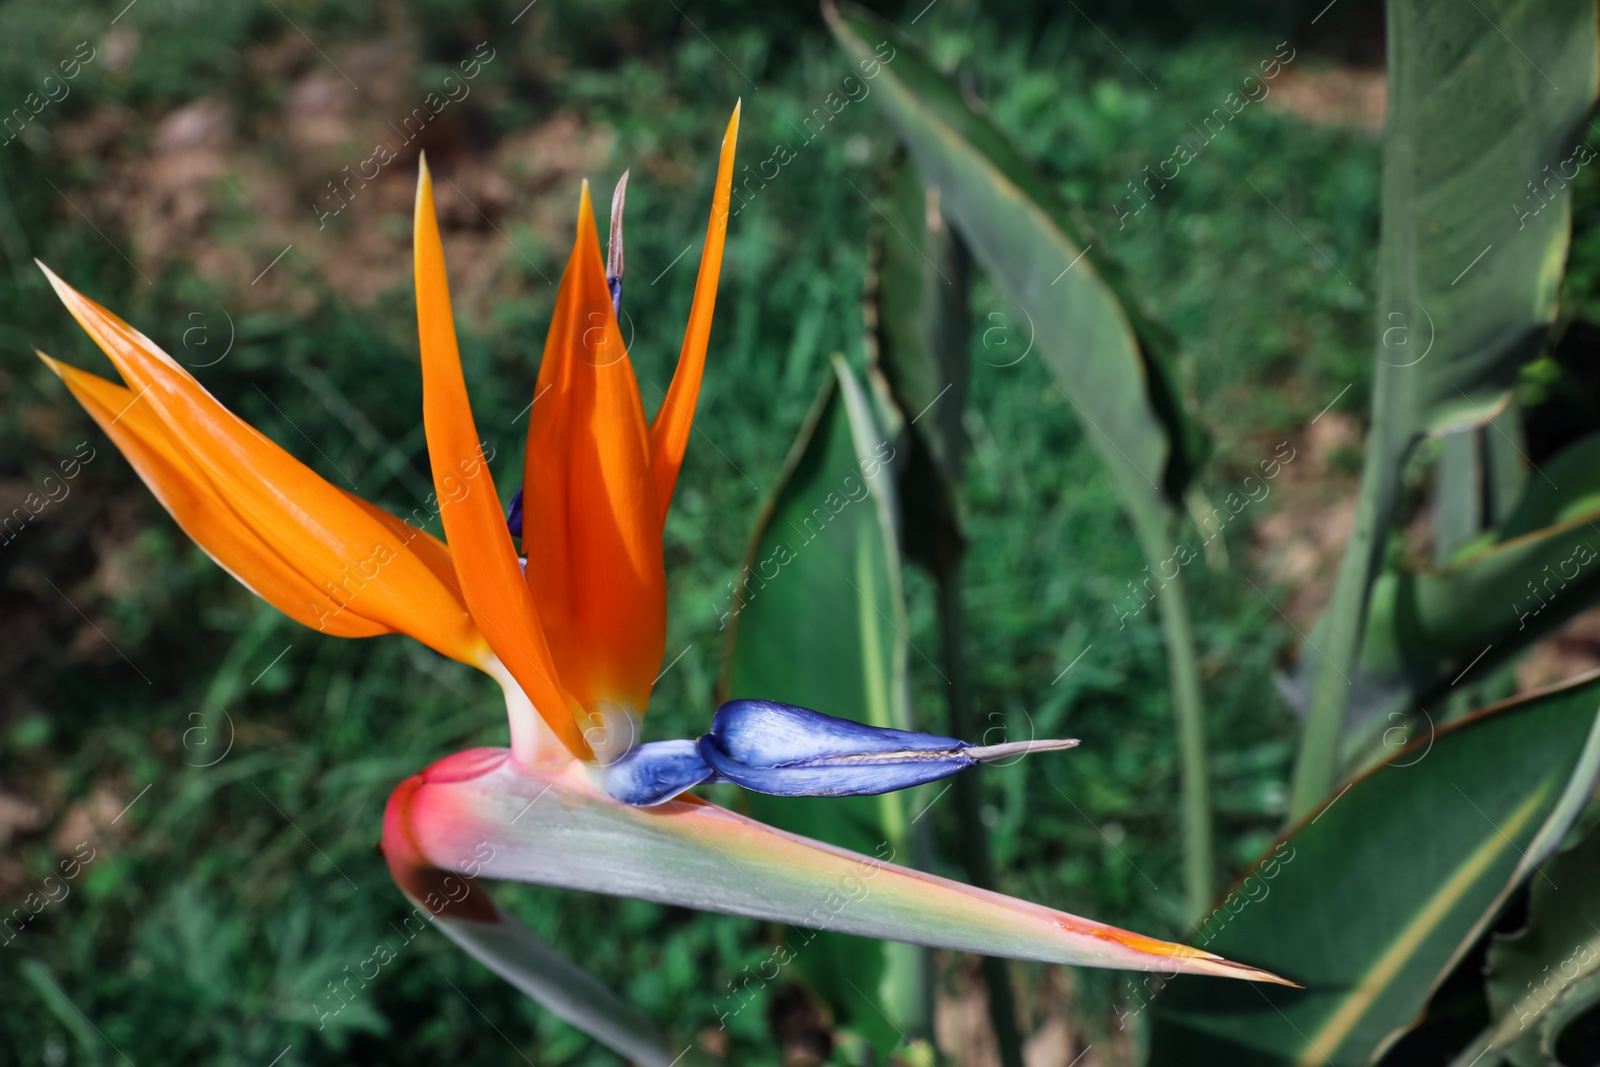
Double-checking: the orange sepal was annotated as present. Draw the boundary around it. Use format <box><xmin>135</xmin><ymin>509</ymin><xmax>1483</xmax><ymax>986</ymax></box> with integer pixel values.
<box><xmin>648</xmin><ymin>101</ymin><xmax>740</xmax><ymax>521</ymax></box>
<box><xmin>37</xmin><ymin>266</ymin><xmax>485</xmax><ymax>666</ymax></box>
<box><xmin>412</xmin><ymin>159</ymin><xmax>594</xmax><ymax>762</ymax></box>
<box><xmin>521</xmin><ymin>181</ymin><xmax>665</xmax><ymax>719</ymax></box>
<box><xmin>40</xmin><ymin>352</ymin><xmax>386</xmax><ymax>639</ymax></box>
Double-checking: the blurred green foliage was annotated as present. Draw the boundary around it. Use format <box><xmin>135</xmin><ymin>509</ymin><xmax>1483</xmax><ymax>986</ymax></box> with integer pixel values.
<box><xmin>0</xmin><ymin>0</ymin><xmax>1409</xmax><ymax>1063</ymax></box>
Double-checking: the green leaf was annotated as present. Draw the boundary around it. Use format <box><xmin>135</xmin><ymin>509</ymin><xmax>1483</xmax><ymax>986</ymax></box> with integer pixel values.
<box><xmin>1498</xmin><ymin>433</ymin><xmax>1600</xmax><ymax>541</ymax></box>
<box><xmin>1293</xmin><ymin>0</ymin><xmax>1599</xmax><ymax>815</ymax></box>
<box><xmin>868</xmin><ymin>154</ymin><xmax>1028</xmax><ymax>1067</ymax></box>
<box><xmin>1285</xmin><ymin>434</ymin><xmax>1600</xmax><ymax>751</ymax></box>
<box><xmin>870</xmin><ymin>150</ymin><xmax>969</xmax><ymax>485</ymax></box>
<box><xmin>1451</xmin><ymin>820</ymin><xmax>1600</xmax><ymax>1066</ymax></box>
<box><xmin>828</xmin><ymin>0</ymin><xmax>1217</xmax><ymax>922</ymax></box>
<box><xmin>1148</xmin><ymin>672</ymin><xmax>1600</xmax><ymax>1066</ymax></box>
<box><xmin>1434</xmin><ymin>430</ymin><xmax>1484</xmax><ymax>566</ymax></box>
<box><xmin>824</xmin><ymin>0</ymin><xmax>1207</xmax><ymax>548</ymax></box>
<box><xmin>869</xmin><ymin>149</ymin><xmax>970</xmax><ymax>579</ymax></box>
<box><xmin>430</xmin><ymin>908</ymin><xmax>682</xmax><ymax>1067</ymax></box>
<box><xmin>1484</xmin><ymin>403</ymin><xmax>1528</xmax><ymax>530</ymax></box>
<box><xmin>1431</xmin><ymin>398</ymin><xmax>1525</xmax><ymax>566</ymax></box>
<box><xmin>719</xmin><ymin>356</ymin><xmax>923</xmax><ymax>1050</ymax></box>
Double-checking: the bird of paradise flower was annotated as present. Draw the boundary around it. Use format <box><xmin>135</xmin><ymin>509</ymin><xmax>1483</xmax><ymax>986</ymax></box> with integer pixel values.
<box><xmin>33</xmin><ymin>102</ymin><xmax>1286</xmax><ymax>1063</ymax></box>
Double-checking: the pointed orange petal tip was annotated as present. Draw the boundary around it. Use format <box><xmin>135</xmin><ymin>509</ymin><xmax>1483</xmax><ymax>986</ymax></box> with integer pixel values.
<box><xmin>411</xmin><ymin>162</ymin><xmax>595</xmax><ymax>763</ymax></box>
<box><xmin>519</xmin><ymin>156</ymin><xmax>664</xmax><ymax>723</ymax></box>
<box><xmin>34</xmin><ymin>348</ymin><xmax>387</xmax><ymax>639</ymax></box>
<box><xmin>646</xmin><ymin>102</ymin><xmax>740</xmax><ymax>519</ymax></box>
<box><xmin>35</xmin><ymin>263</ymin><xmax>487</xmax><ymax>666</ymax></box>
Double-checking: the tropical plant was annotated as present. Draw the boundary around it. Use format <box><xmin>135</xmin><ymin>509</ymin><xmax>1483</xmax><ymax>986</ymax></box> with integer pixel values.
<box><xmin>826</xmin><ymin>0</ymin><xmax>1221</xmax><ymax>934</ymax></box>
<box><xmin>1287</xmin><ymin>0</ymin><xmax>1600</xmax><ymax>813</ymax></box>
<box><xmin>30</xmin><ymin>102</ymin><xmax>1285</xmax><ymax>1065</ymax></box>
<box><xmin>822</xmin><ymin>0</ymin><xmax>1600</xmax><ymax>1062</ymax></box>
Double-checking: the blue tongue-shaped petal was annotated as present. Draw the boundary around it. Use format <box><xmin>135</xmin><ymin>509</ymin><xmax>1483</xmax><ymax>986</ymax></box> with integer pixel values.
<box><xmin>604</xmin><ymin>700</ymin><xmax>1077</xmax><ymax>806</ymax></box>
<box><xmin>704</xmin><ymin>699</ymin><xmax>981</xmax><ymax>796</ymax></box>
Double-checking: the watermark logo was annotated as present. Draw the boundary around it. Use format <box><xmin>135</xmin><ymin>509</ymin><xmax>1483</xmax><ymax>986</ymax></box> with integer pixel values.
<box><xmin>978</xmin><ymin>300</ymin><xmax>1035</xmax><ymax>368</ymax></box>
<box><xmin>1378</xmin><ymin>299</ymin><xmax>1434</xmax><ymax>368</ymax></box>
<box><xmin>179</xmin><ymin>308</ymin><xmax>235</xmax><ymax>368</ymax></box>
<box><xmin>181</xmin><ymin>707</ymin><xmax>235</xmax><ymax>768</ymax></box>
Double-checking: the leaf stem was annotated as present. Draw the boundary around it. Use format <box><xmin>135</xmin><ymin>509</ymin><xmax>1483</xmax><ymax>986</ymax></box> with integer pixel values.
<box><xmin>1153</xmin><ymin>568</ymin><xmax>1214</xmax><ymax>924</ymax></box>
<box><xmin>1289</xmin><ymin>410</ymin><xmax>1406</xmax><ymax>819</ymax></box>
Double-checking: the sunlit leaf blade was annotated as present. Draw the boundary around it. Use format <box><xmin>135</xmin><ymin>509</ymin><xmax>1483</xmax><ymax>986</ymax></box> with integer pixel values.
<box><xmin>1149</xmin><ymin>672</ymin><xmax>1600</xmax><ymax>1066</ymax></box>
<box><xmin>391</xmin><ymin>748</ymin><xmax>1287</xmax><ymax>985</ymax></box>
<box><xmin>719</xmin><ymin>357</ymin><xmax>924</xmax><ymax>1050</ymax></box>
<box><xmin>1387</xmin><ymin>4</ymin><xmax>1597</xmax><ymax>437</ymax></box>
<box><xmin>824</xmin><ymin>0</ymin><xmax>1206</xmax><ymax>549</ymax></box>
<box><xmin>1292</xmin><ymin>0</ymin><xmax>1600</xmax><ymax>814</ymax></box>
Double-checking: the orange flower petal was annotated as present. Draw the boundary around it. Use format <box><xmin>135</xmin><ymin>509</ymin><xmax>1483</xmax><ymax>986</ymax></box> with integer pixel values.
<box><xmin>342</xmin><ymin>490</ymin><xmax>463</xmax><ymax>604</ymax></box>
<box><xmin>413</xmin><ymin>159</ymin><xmax>594</xmax><ymax>762</ymax></box>
<box><xmin>39</xmin><ymin>352</ymin><xmax>385</xmax><ymax>639</ymax></box>
<box><xmin>521</xmin><ymin>181</ymin><xmax>665</xmax><ymax>719</ymax></box>
<box><xmin>38</xmin><ymin>262</ymin><xmax>485</xmax><ymax>666</ymax></box>
<box><xmin>648</xmin><ymin>102</ymin><xmax>740</xmax><ymax>521</ymax></box>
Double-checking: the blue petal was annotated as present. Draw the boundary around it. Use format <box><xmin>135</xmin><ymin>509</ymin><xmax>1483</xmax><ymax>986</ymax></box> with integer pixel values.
<box><xmin>602</xmin><ymin>702</ymin><xmax>1078</xmax><ymax>807</ymax></box>
<box><xmin>697</xmin><ymin>700</ymin><xmax>977</xmax><ymax>798</ymax></box>
<box><xmin>603</xmin><ymin>739</ymin><xmax>716</xmax><ymax>806</ymax></box>
<box><xmin>506</xmin><ymin>485</ymin><xmax>524</xmax><ymax>539</ymax></box>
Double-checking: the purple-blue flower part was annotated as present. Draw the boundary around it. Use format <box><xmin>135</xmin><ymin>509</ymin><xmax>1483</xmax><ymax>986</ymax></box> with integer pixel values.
<box><xmin>603</xmin><ymin>739</ymin><xmax>719</xmax><ymax>807</ymax></box>
<box><xmin>603</xmin><ymin>701</ymin><xmax>1078</xmax><ymax>806</ymax></box>
<box><xmin>698</xmin><ymin>699</ymin><xmax>982</xmax><ymax>797</ymax></box>
<box><xmin>505</xmin><ymin>485</ymin><xmax>524</xmax><ymax>539</ymax></box>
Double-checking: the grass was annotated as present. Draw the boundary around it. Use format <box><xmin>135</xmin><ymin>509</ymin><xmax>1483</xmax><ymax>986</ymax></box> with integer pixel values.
<box><xmin>0</xmin><ymin>1</ymin><xmax>1399</xmax><ymax>1063</ymax></box>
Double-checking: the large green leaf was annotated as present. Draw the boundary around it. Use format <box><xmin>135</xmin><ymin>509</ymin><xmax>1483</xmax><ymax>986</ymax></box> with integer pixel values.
<box><xmin>829</xmin><ymin>2</ymin><xmax>1217</xmax><ymax>920</ymax></box>
<box><xmin>719</xmin><ymin>356</ymin><xmax>924</xmax><ymax>1053</ymax></box>
<box><xmin>1294</xmin><ymin>0</ymin><xmax>1599</xmax><ymax>814</ymax></box>
<box><xmin>825</xmin><ymin>0</ymin><xmax>1206</xmax><ymax>552</ymax></box>
<box><xmin>1148</xmin><ymin>672</ymin><xmax>1600</xmax><ymax>1066</ymax></box>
